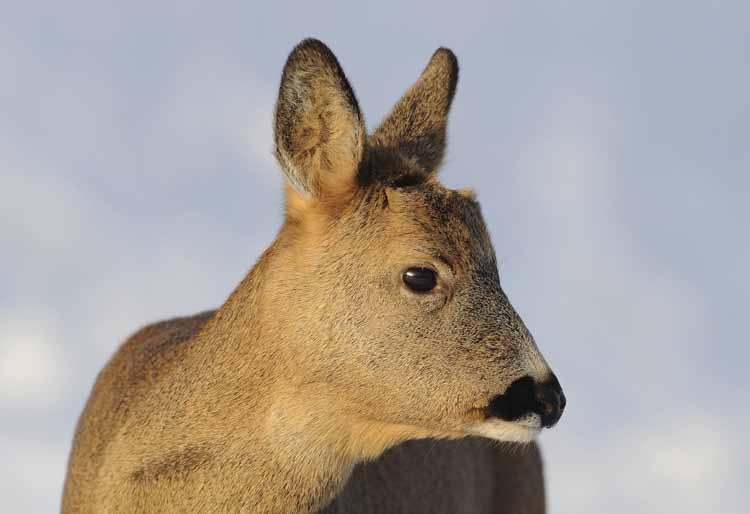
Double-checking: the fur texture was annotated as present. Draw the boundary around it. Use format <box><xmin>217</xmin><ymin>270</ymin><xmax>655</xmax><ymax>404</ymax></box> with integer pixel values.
<box><xmin>61</xmin><ymin>39</ymin><xmax>560</xmax><ymax>514</ymax></box>
<box><xmin>275</xmin><ymin>39</ymin><xmax>365</xmax><ymax>203</ymax></box>
<box><xmin>370</xmin><ymin>47</ymin><xmax>458</xmax><ymax>172</ymax></box>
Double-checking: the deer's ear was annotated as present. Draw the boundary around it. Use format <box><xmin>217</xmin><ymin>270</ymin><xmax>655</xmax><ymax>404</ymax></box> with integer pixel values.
<box><xmin>370</xmin><ymin>48</ymin><xmax>458</xmax><ymax>173</ymax></box>
<box><xmin>274</xmin><ymin>39</ymin><xmax>366</xmax><ymax>204</ymax></box>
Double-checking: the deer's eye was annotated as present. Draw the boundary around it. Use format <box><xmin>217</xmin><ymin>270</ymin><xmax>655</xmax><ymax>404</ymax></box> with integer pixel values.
<box><xmin>403</xmin><ymin>267</ymin><xmax>438</xmax><ymax>293</ymax></box>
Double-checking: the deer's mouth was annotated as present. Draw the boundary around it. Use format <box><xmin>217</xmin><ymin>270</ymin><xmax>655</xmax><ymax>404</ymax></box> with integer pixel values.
<box><xmin>464</xmin><ymin>415</ymin><xmax>541</xmax><ymax>443</ymax></box>
<box><xmin>482</xmin><ymin>375</ymin><xmax>566</xmax><ymax>429</ymax></box>
<box><xmin>461</xmin><ymin>402</ymin><xmax>541</xmax><ymax>444</ymax></box>
<box><xmin>461</xmin><ymin>374</ymin><xmax>566</xmax><ymax>442</ymax></box>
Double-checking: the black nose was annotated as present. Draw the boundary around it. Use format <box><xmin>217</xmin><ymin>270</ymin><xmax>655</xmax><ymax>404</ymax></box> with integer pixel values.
<box><xmin>486</xmin><ymin>374</ymin><xmax>566</xmax><ymax>429</ymax></box>
<box><xmin>537</xmin><ymin>374</ymin><xmax>565</xmax><ymax>428</ymax></box>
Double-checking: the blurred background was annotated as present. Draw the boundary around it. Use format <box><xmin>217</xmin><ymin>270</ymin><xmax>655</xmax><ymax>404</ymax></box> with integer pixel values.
<box><xmin>2</xmin><ymin>1</ymin><xmax>748</xmax><ymax>512</ymax></box>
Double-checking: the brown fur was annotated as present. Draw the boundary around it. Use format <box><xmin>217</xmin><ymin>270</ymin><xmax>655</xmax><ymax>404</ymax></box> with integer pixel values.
<box><xmin>61</xmin><ymin>39</ymin><xmax>558</xmax><ymax>513</ymax></box>
<box><xmin>370</xmin><ymin>47</ymin><xmax>458</xmax><ymax>172</ymax></box>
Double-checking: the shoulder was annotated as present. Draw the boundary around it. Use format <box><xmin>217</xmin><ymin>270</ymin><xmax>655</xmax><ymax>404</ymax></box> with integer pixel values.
<box><xmin>92</xmin><ymin>309</ymin><xmax>217</xmax><ymax>399</ymax></box>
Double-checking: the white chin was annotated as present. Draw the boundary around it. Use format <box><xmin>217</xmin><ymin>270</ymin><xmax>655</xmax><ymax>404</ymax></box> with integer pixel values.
<box><xmin>466</xmin><ymin>413</ymin><xmax>542</xmax><ymax>443</ymax></box>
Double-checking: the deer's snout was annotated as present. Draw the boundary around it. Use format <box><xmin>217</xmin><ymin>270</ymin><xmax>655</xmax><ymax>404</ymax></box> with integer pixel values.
<box><xmin>486</xmin><ymin>374</ymin><xmax>566</xmax><ymax>429</ymax></box>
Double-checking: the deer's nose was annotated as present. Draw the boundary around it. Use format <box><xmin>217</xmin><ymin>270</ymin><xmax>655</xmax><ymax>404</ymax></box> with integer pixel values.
<box><xmin>536</xmin><ymin>374</ymin><xmax>565</xmax><ymax>428</ymax></box>
<box><xmin>485</xmin><ymin>374</ymin><xmax>566</xmax><ymax>428</ymax></box>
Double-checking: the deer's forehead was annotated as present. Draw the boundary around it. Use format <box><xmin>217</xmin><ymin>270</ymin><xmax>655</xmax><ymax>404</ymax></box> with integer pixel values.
<box><xmin>381</xmin><ymin>184</ymin><xmax>496</xmax><ymax>267</ymax></box>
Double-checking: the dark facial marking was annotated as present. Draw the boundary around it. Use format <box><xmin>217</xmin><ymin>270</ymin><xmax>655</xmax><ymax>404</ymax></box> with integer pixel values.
<box><xmin>131</xmin><ymin>444</ymin><xmax>214</xmax><ymax>484</ymax></box>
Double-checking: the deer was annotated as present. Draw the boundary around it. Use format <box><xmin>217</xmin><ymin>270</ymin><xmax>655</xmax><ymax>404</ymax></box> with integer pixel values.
<box><xmin>61</xmin><ymin>39</ymin><xmax>566</xmax><ymax>514</ymax></box>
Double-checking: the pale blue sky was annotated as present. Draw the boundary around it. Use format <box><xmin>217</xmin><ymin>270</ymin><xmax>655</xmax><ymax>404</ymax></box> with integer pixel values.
<box><xmin>1</xmin><ymin>2</ymin><xmax>748</xmax><ymax>512</ymax></box>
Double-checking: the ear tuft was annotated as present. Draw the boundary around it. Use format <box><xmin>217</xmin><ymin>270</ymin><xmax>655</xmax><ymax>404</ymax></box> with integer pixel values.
<box><xmin>274</xmin><ymin>39</ymin><xmax>366</xmax><ymax>201</ymax></box>
<box><xmin>370</xmin><ymin>47</ymin><xmax>459</xmax><ymax>173</ymax></box>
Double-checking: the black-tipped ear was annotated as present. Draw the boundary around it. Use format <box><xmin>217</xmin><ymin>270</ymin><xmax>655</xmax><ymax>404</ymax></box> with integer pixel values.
<box><xmin>370</xmin><ymin>48</ymin><xmax>458</xmax><ymax>173</ymax></box>
<box><xmin>274</xmin><ymin>39</ymin><xmax>366</xmax><ymax>200</ymax></box>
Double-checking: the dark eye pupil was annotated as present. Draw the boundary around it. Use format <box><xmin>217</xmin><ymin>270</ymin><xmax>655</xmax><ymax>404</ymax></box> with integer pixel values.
<box><xmin>403</xmin><ymin>268</ymin><xmax>437</xmax><ymax>293</ymax></box>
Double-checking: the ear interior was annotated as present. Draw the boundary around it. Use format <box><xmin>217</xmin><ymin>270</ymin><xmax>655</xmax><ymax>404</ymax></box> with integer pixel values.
<box><xmin>274</xmin><ymin>39</ymin><xmax>366</xmax><ymax>204</ymax></box>
<box><xmin>370</xmin><ymin>48</ymin><xmax>459</xmax><ymax>173</ymax></box>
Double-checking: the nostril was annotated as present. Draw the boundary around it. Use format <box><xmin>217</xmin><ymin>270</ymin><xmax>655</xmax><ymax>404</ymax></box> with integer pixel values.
<box><xmin>538</xmin><ymin>387</ymin><xmax>558</xmax><ymax>408</ymax></box>
<box><xmin>536</xmin><ymin>376</ymin><xmax>565</xmax><ymax>428</ymax></box>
